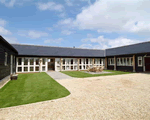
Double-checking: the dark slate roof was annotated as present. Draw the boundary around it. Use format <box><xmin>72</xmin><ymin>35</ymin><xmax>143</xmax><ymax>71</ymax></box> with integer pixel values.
<box><xmin>11</xmin><ymin>44</ymin><xmax>105</xmax><ymax>57</ymax></box>
<box><xmin>106</xmin><ymin>41</ymin><xmax>150</xmax><ymax>56</ymax></box>
<box><xmin>0</xmin><ymin>36</ymin><xmax>18</xmax><ymax>53</ymax></box>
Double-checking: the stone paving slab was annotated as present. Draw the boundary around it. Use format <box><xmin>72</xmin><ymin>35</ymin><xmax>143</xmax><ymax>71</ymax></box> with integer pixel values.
<box><xmin>46</xmin><ymin>71</ymin><xmax>74</xmax><ymax>80</ymax></box>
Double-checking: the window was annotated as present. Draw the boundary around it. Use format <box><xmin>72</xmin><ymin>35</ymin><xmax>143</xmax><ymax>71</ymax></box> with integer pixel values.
<box><xmin>117</xmin><ymin>57</ymin><xmax>133</xmax><ymax>66</ymax></box>
<box><xmin>42</xmin><ymin>66</ymin><xmax>46</xmax><ymax>71</ymax></box>
<box><xmin>18</xmin><ymin>58</ymin><xmax>22</xmax><ymax>65</ymax></box>
<box><xmin>30</xmin><ymin>67</ymin><xmax>34</xmax><ymax>71</ymax></box>
<box><xmin>108</xmin><ymin>58</ymin><xmax>114</xmax><ymax>65</ymax></box>
<box><xmin>42</xmin><ymin>58</ymin><xmax>45</xmax><ymax>65</ymax></box>
<box><xmin>35</xmin><ymin>59</ymin><xmax>39</xmax><ymax>65</ymax></box>
<box><xmin>138</xmin><ymin>56</ymin><xmax>143</xmax><ymax>67</ymax></box>
<box><xmin>18</xmin><ymin>67</ymin><xmax>22</xmax><ymax>72</ymax></box>
<box><xmin>71</xmin><ymin>59</ymin><xmax>73</xmax><ymax>65</ymax></box>
<box><xmin>80</xmin><ymin>59</ymin><xmax>82</xmax><ymax>64</ymax></box>
<box><xmin>63</xmin><ymin>59</ymin><xmax>65</xmax><ymax>65</ymax></box>
<box><xmin>127</xmin><ymin>58</ymin><xmax>130</xmax><ymax>66</ymax></box>
<box><xmin>86</xmin><ymin>59</ymin><xmax>88</xmax><ymax>64</ymax></box>
<box><xmin>24</xmin><ymin>67</ymin><xmax>28</xmax><ymax>72</ymax></box>
<box><xmin>30</xmin><ymin>58</ymin><xmax>34</xmax><ymax>65</ymax></box>
<box><xmin>24</xmin><ymin>58</ymin><xmax>28</xmax><ymax>65</ymax></box>
<box><xmin>14</xmin><ymin>56</ymin><xmax>15</xmax><ymax>64</ymax></box>
<box><xmin>117</xmin><ymin>58</ymin><xmax>120</xmax><ymax>66</ymax></box>
<box><xmin>4</xmin><ymin>52</ymin><xmax>8</xmax><ymax>66</ymax></box>
<box><xmin>35</xmin><ymin>67</ymin><xmax>39</xmax><ymax>71</ymax></box>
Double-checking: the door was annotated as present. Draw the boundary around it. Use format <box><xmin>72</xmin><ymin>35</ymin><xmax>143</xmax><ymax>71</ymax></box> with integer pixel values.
<box><xmin>10</xmin><ymin>55</ymin><xmax>13</xmax><ymax>74</ymax></box>
<box><xmin>48</xmin><ymin>58</ymin><xmax>55</xmax><ymax>70</ymax></box>
<box><xmin>145</xmin><ymin>57</ymin><xmax>150</xmax><ymax>72</ymax></box>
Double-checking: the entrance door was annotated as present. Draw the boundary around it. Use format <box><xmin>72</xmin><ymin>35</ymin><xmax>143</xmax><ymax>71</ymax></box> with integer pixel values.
<box><xmin>48</xmin><ymin>58</ymin><xmax>55</xmax><ymax>71</ymax></box>
<box><xmin>145</xmin><ymin>57</ymin><xmax>150</xmax><ymax>72</ymax></box>
<box><xmin>10</xmin><ymin>55</ymin><xmax>13</xmax><ymax>74</ymax></box>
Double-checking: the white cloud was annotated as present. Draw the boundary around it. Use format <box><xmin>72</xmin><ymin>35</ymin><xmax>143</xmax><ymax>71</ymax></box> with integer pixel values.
<box><xmin>61</xmin><ymin>30</ymin><xmax>74</xmax><ymax>35</ymax></box>
<box><xmin>81</xmin><ymin>35</ymin><xmax>142</xmax><ymax>49</ymax></box>
<box><xmin>0</xmin><ymin>26</ymin><xmax>11</xmax><ymax>35</ymax></box>
<box><xmin>44</xmin><ymin>38</ymin><xmax>63</xmax><ymax>44</ymax></box>
<box><xmin>3</xmin><ymin>36</ymin><xmax>18</xmax><ymax>43</ymax></box>
<box><xmin>37</xmin><ymin>2</ymin><xmax>64</xmax><ymax>12</ymax></box>
<box><xmin>60</xmin><ymin>0</ymin><xmax>150</xmax><ymax>35</ymax></box>
<box><xmin>0</xmin><ymin>0</ymin><xmax>16</xmax><ymax>7</ymax></box>
<box><xmin>0</xmin><ymin>19</ymin><xmax>7</xmax><ymax>26</ymax></box>
<box><xmin>65</xmin><ymin>0</ymin><xmax>73</xmax><ymax>6</ymax></box>
<box><xmin>18</xmin><ymin>30</ymin><xmax>49</xmax><ymax>39</ymax></box>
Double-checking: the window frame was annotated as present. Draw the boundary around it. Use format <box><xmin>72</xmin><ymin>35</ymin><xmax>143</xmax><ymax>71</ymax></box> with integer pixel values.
<box><xmin>4</xmin><ymin>52</ymin><xmax>8</xmax><ymax>66</ymax></box>
<box><xmin>138</xmin><ymin>56</ymin><xmax>143</xmax><ymax>67</ymax></box>
<box><xmin>108</xmin><ymin>58</ymin><xmax>114</xmax><ymax>65</ymax></box>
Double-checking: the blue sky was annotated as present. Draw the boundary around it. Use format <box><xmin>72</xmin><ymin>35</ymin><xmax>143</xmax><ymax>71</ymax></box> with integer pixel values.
<box><xmin>0</xmin><ymin>0</ymin><xmax>150</xmax><ymax>49</ymax></box>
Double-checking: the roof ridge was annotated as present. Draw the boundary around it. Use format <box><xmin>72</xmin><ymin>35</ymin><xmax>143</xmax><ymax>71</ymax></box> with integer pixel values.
<box><xmin>106</xmin><ymin>40</ymin><xmax>150</xmax><ymax>50</ymax></box>
<box><xmin>11</xmin><ymin>43</ymin><xmax>105</xmax><ymax>51</ymax></box>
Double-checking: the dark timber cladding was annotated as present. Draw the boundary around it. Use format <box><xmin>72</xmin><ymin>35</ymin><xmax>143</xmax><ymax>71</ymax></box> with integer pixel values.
<box><xmin>0</xmin><ymin>36</ymin><xmax>18</xmax><ymax>80</ymax></box>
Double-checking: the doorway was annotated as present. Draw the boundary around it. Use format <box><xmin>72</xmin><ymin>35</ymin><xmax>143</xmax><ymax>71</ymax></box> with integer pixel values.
<box><xmin>48</xmin><ymin>58</ymin><xmax>55</xmax><ymax>71</ymax></box>
<box><xmin>145</xmin><ymin>57</ymin><xmax>150</xmax><ymax>72</ymax></box>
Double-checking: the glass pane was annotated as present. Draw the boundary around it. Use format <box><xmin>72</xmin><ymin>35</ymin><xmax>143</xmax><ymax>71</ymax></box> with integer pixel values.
<box><xmin>18</xmin><ymin>58</ymin><xmax>22</xmax><ymax>65</ymax></box>
<box><xmin>74</xmin><ymin>66</ymin><xmax>77</xmax><ymax>70</ymax></box>
<box><xmin>74</xmin><ymin>59</ymin><xmax>77</xmax><ymax>64</ymax></box>
<box><xmin>62</xmin><ymin>66</ymin><xmax>65</xmax><ymax>70</ymax></box>
<box><xmin>131</xmin><ymin>58</ymin><xmax>133</xmax><ymax>65</ymax></box>
<box><xmin>120</xmin><ymin>58</ymin><xmax>123</xmax><ymax>65</ymax></box>
<box><xmin>35</xmin><ymin>67</ymin><xmax>39</xmax><ymax>71</ymax></box>
<box><xmin>36</xmin><ymin>59</ymin><xmax>39</xmax><ymax>65</ymax></box>
<box><xmin>80</xmin><ymin>66</ymin><xmax>82</xmax><ymax>69</ymax></box>
<box><xmin>24</xmin><ymin>67</ymin><xmax>28</xmax><ymax>72</ymax></box>
<box><xmin>86</xmin><ymin>59</ymin><xmax>88</xmax><ymax>64</ymax></box>
<box><xmin>57</xmin><ymin>60</ymin><xmax>60</xmax><ymax>65</ymax></box>
<box><xmin>43</xmin><ymin>58</ymin><xmax>45</xmax><ymax>65</ymax></box>
<box><xmin>127</xmin><ymin>58</ymin><xmax>130</xmax><ymax>65</ymax></box>
<box><xmin>139</xmin><ymin>60</ymin><xmax>142</xmax><ymax>65</ymax></box>
<box><xmin>24</xmin><ymin>58</ymin><xmax>28</xmax><ymax>65</ymax></box>
<box><xmin>30</xmin><ymin>67</ymin><xmax>34</xmax><ymax>71</ymax></box>
<box><xmin>42</xmin><ymin>66</ymin><xmax>45</xmax><ymax>71</ymax></box>
<box><xmin>18</xmin><ymin>67</ymin><xmax>22</xmax><ymax>72</ymax></box>
<box><xmin>30</xmin><ymin>58</ymin><xmax>34</xmax><ymax>65</ymax></box>
<box><xmin>80</xmin><ymin>59</ymin><xmax>82</xmax><ymax>64</ymax></box>
<box><xmin>71</xmin><ymin>66</ymin><xmax>73</xmax><ymax>70</ymax></box>
<box><xmin>71</xmin><ymin>59</ymin><xmax>73</xmax><ymax>64</ymax></box>
<box><xmin>63</xmin><ymin>59</ymin><xmax>65</xmax><ymax>65</ymax></box>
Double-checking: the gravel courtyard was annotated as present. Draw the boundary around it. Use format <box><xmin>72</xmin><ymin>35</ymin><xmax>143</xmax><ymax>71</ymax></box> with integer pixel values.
<box><xmin>0</xmin><ymin>73</ymin><xmax>150</xmax><ymax>120</ymax></box>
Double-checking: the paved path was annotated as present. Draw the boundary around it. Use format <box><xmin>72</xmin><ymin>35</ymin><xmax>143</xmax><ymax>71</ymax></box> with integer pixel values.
<box><xmin>46</xmin><ymin>71</ymin><xmax>74</xmax><ymax>80</ymax></box>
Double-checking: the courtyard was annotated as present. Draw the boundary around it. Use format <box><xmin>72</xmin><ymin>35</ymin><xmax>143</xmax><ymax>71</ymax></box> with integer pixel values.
<box><xmin>0</xmin><ymin>73</ymin><xmax>150</xmax><ymax>119</ymax></box>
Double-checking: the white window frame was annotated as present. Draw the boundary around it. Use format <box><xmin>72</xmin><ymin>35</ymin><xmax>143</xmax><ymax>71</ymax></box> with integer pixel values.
<box><xmin>108</xmin><ymin>58</ymin><xmax>114</xmax><ymax>65</ymax></box>
<box><xmin>138</xmin><ymin>56</ymin><xmax>143</xmax><ymax>67</ymax></box>
<box><xmin>117</xmin><ymin>57</ymin><xmax>133</xmax><ymax>66</ymax></box>
<box><xmin>4</xmin><ymin>52</ymin><xmax>8</xmax><ymax>66</ymax></box>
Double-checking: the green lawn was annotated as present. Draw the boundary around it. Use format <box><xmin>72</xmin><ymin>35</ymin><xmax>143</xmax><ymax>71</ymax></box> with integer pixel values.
<box><xmin>0</xmin><ymin>72</ymin><xmax>70</xmax><ymax>108</ymax></box>
<box><xmin>61</xmin><ymin>70</ymin><xmax>132</xmax><ymax>78</ymax></box>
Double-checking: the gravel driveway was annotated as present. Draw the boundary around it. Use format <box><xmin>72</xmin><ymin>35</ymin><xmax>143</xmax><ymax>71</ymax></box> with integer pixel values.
<box><xmin>0</xmin><ymin>73</ymin><xmax>150</xmax><ymax>120</ymax></box>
